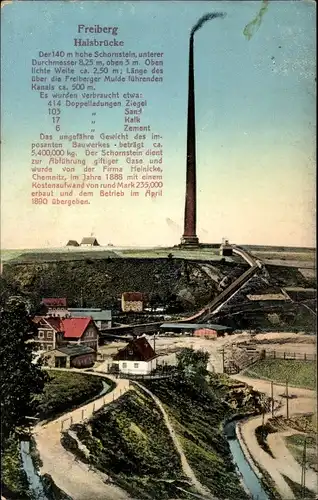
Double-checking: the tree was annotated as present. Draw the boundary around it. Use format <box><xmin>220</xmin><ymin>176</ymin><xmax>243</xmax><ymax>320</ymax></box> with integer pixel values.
<box><xmin>176</xmin><ymin>348</ymin><xmax>209</xmax><ymax>385</ymax></box>
<box><xmin>0</xmin><ymin>293</ymin><xmax>48</xmax><ymax>452</ymax></box>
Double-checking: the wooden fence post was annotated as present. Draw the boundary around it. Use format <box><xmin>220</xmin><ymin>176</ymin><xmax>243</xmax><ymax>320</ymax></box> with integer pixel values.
<box><xmin>283</xmin><ymin>352</ymin><xmax>286</xmax><ymax>360</ymax></box>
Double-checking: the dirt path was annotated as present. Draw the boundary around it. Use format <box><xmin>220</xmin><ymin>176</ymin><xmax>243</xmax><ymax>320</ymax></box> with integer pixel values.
<box><xmin>133</xmin><ymin>381</ymin><xmax>215</xmax><ymax>500</ymax></box>
<box><xmin>267</xmin><ymin>431</ymin><xmax>318</xmax><ymax>492</ymax></box>
<box><xmin>33</xmin><ymin>370</ymin><xmax>131</xmax><ymax>500</ymax></box>
<box><xmin>231</xmin><ymin>374</ymin><xmax>317</xmax><ymax>499</ymax></box>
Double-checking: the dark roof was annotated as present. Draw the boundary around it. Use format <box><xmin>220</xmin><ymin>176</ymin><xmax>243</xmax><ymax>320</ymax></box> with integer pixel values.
<box><xmin>122</xmin><ymin>292</ymin><xmax>144</xmax><ymax>301</ymax></box>
<box><xmin>66</xmin><ymin>240</ymin><xmax>79</xmax><ymax>246</ymax></box>
<box><xmin>44</xmin><ymin>317</ymin><xmax>64</xmax><ymax>332</ymax></box>
<box><xmin>56</xmin><ymin>345</ymin><xmax>95</xmax><ymax>357</ymax></box>
<box><xmin>41</xmin><ymin>298</ymin><xmax>67</xmax><ymax>307</ymax></box>
<box><xmin>80</xmin><ymin>237</ymin><xmax>100</xmax><ymax>246</ymax></box>
<box><xmin>68</xmin><ymin>309</ymin><xmax>112</xmax><ymax>321</ymax></box>
<box><xmin>160</xmin><ymin>323</ymin><xmax>231</xmax><ymax>331</ymax></box>
<box><xmin>112</xmin><ymin>337</ymin><xmax>156</xmax><ymax>362</ymax></box>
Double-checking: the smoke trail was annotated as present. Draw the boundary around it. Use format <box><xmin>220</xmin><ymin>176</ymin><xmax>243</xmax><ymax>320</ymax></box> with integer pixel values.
<box><xmin>191</xmin><ymin>12</ymin><xmax>226</xmax><ymax>36</ymax></box>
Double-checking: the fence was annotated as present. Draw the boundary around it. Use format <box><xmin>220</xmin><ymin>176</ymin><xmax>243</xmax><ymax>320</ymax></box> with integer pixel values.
<box><xmin>59</xmin><ymin>384</ymin><xmax>130</xmax><ymax>432</ymax></box>
<box><xmin>263</xmin><ymin>350</ymin><xmax>316</xmax><ymax>362</ymax></box>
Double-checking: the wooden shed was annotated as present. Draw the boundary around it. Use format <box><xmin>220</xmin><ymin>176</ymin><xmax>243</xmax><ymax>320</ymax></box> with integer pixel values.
<box><xmin>193</xmin><ymin>328</ymin><xmax>218</xmax><ymax>339</ymax></box>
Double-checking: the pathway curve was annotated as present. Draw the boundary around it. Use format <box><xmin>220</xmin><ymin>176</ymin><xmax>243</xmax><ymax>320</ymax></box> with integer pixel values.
<box><xmin>33</xmin><ymin>369</ymin><xmax>131</xmax><ymax>500</ymax></box>
<box><xmin>231</xmin><ymin>374</ymin><xmax>317</xmax><ymax>499</ymax></box>
<box><xmin>133</xmin><ymin>381</ymin><xmax>215</xmax><ymax>500</ymax></box>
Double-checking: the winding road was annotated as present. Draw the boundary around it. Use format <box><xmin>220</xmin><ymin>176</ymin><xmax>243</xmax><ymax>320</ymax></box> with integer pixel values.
<box><xmin>232</xmin><ymin>374</ymin><xmax>317</xmax><ymax>499</ymax></box>
<box><xmin>33</xmin><ymin>370</ymin><xmax>131</xmax><ymax>500</ymax></box>
<box><xmin>33</xmin><ymin>369</ymin><xmax>213</xmax><ymax>500</ymax></box>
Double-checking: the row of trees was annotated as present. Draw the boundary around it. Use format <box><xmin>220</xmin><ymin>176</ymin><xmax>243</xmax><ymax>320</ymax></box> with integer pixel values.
<box><xmin>0</xmin><ymin>277</ymin><xmax>48</xmax><ymax>464</ymax></box>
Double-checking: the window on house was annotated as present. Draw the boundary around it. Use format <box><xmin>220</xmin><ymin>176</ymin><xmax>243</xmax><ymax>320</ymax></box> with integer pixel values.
<box><xmin>134</xmin><ymin>363</ymin><xmax>139</xmax><ymax>368</ymax></box>
<box><xmin>47</xmin><ymin>331</ymin><xmax>53</xmax><ymax>339</ymax></box>
<box><xmin>38</xmin><ymin>331</ymin><xmax>44</xmax><ymax>338</ymax></box>
<box><xmin>122</xmin><ymin>362</ymin><xmax>127</xmax><ymax>368</ymax></box>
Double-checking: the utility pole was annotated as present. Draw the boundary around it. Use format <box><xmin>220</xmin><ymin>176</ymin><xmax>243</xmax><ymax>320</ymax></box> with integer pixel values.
<box><xmin>286</xmin><ymin>380</ymin><xmax>289</xmax><ymax>420</ymax></box>
<box><xmin>301</xmin><ymin>437</ymin><xmax>307</xmax><ymax>498</ymax></box>
<box><xmin>262</xmin><ymin>406</ymin><xmax>266</xmax><ymax>440</ymax></box>
<box><xmin>271</xmin><ymin>380</ymin><xmax>274</xmax><ymax>418</ymax></box>
<box><xmin>301</xmin><ymin>422</ymin><xmax>308</xmax><ymax>498</ymax></box>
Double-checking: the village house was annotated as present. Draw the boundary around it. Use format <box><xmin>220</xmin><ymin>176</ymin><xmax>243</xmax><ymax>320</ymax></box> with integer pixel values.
<box><xmin>66</xmin><ymin>240</ymin><xmax>79</xmax><ymax>247</ymax></box>
<box><xmin>111</xmin><ymin>336</ymin><xmax>157</xmax><ymax>375</ymax></box>
<box><xmin>80</xmin><ymin>237</ymin><xmax>100</xmax><ymax>247</ymax></box>
<box><xmin>32</xmin><ymin>316</ymin><xmax>99</xmax><ymax>352</ymax></box>
<box><xmin>121</xmin><ymin>292</ymin><xmax>144</xmax><ymax>312</ymax></box>
<box><xmin>68</xmin><ymin>308</ymin><xmax>112</xmax><ymax>330</ymax></box>
<box><xmin>42</xmin><ymin>345</ymin><xmax>96</xmax><ymax>369</ymax></box>
<box><xmin>40</xmin><ymin>298</ymin><xmax>68</xmax><ymax>317</ymax></box>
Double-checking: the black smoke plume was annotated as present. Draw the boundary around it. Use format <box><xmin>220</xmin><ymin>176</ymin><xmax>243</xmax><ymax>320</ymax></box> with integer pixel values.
<box><xmin>191</xmin><ymin>12</ymin><xmax>226</xmax><ymax>36</ymax></box>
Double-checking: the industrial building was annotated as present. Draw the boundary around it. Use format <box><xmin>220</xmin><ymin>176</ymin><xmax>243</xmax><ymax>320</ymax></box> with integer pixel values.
<box><xmin>159</xmin><ymin>323</ymin><xmax>233</xmax><ymax>336</ymax></box>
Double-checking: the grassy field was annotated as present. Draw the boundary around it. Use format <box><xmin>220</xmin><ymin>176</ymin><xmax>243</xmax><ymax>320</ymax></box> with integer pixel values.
<box><xmin>60</xmin><ymin>373</ymin><xmax>267</xmax><ymax>499</ymax></box>
<box><xmin>1</xmin><ymin>246</ymin><xmax>232</xmax><ymax>264</ymax></box>
<box><xmin>34</xmin><ymin>370</ymin><xmax>107</xmax><ymax>420</ymax></box>
<box><xmin>285</xmin><ymin>434</ymin><xmax>317</xmax><ymax>472</ymax></box>
<box><xmin>244</xmin><ymin>359</ymin><xmax>316</xmax><ymax>389</ymax></box>
<box><xmin>62</xmin><ymin>386</ymin><xmax>196</xmax><ymax>500</ymax></box>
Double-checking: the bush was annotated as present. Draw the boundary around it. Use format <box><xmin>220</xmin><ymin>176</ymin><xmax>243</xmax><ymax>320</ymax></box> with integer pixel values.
<box><xmin>34</xmin><ymin>371</ymin><xmax>105</xmax><ymax>420</ymax></box>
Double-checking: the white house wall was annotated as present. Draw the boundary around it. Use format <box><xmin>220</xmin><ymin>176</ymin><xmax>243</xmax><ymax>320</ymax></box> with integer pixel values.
<box><xmin>118</xmin><ymin>359</ymin><xmax>157</xmax><ymax>375</ymax></box>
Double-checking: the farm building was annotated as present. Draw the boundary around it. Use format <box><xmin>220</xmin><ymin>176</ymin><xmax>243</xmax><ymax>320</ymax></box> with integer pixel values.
<box><xmin>80</xmin><ymin>237</ymin><xmax>100</xmax><ymax>247</ymax></box>
<box><xmin>121</xmin><ymin>292</ymin><xmax>144</xmax><ymax>312</ymax></box>
<box><xmin>66</xmin><ymin>240</ymin><xmax>79</xmax><ymax>247</ymax></box>
<box><xmin>43</xmin><ymin>345</ymin><xmax>96</xmax><ymax>369</ymax></box>
<box><xmin>111</xmin><ymin>336</ymin><xmax>157</xmax><ymax>375</ymax></box>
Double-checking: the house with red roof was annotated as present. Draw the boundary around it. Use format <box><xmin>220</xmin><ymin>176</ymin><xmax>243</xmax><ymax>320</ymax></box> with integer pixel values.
<box><xmin>32</xmin><ymin>316</ymin><xmax>99</xmax><ymax>352</ymax></box>
<box><xmin>111</xmin><ymin>336</ymin><xmax>157</xmax><ymax>375</ymax></box>
<box><xmin>40</xmin><ymin>298</ymin><xmax>68</xmax><ymax>317</ymax></box>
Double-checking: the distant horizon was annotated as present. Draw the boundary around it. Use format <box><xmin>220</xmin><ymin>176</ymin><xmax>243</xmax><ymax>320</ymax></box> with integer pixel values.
<box><xmin>1</xmin><ymin>241</ymin><xmax>316</xmax><ymax>252</ymax></box>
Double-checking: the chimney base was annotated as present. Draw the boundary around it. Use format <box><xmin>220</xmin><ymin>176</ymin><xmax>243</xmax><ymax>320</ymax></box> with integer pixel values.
<box><xmin>180</xmin><ymin>235</ymin><xmax>200</xmax><ymax>247</ymax></box>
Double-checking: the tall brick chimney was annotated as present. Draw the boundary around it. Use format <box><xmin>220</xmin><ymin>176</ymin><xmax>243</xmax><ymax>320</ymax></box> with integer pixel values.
<box><xmin>181</xmin><ymin>34</ymin><xmax>199</xmax><ymax>247</ymax></box>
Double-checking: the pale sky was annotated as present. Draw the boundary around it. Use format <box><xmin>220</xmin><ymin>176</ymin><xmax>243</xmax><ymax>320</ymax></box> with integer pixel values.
<box><xmin>1</xmin><ymin>1</ymin><xmax>316</xmax><ymax>249</ymax></box>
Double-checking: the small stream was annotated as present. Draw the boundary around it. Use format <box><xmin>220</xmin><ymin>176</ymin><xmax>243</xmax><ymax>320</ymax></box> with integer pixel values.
<box><xmin>224</xmin><ymin>420</ymin><xmax>270</xmax><ymax>500</ymax></box>
<box><xmin>20</xmin><ymin>440</ymin><xmax>50</xmax><ymax>500</ymax></box>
